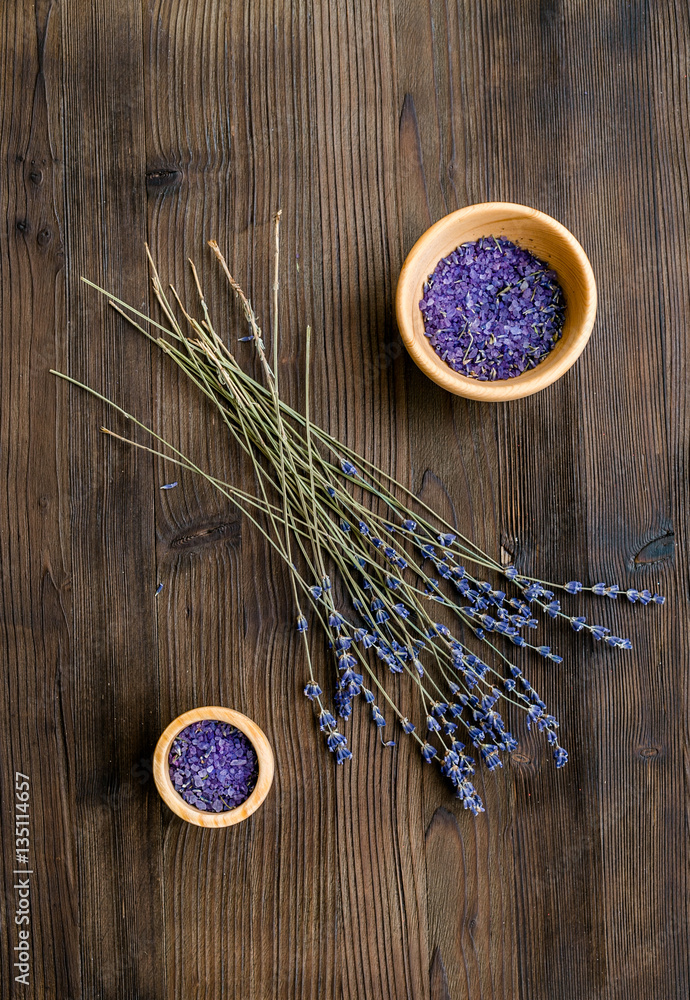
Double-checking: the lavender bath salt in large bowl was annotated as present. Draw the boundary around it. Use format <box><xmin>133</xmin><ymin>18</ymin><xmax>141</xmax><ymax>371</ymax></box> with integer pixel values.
<box><xmin>395</xmin><ymin>203</ymin><xmax>597</xmax><ymax>402</ymax></box>
<box><xmin>153</xmin><ymin>707</ymin><xmax>274</xmax><ymax>828</ymax></box>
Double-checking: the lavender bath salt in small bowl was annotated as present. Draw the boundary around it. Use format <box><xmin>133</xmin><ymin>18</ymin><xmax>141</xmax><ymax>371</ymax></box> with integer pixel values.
<box><xmin>396</xmin><ymin>202</ymin><xmax>597</xmax><ymax>402</ymax></box>
<box><xmin>153</xmin><ymin>707</ymin><xmax>274</xmax><ymax>828</ymax></box>
<box><xmin>420</xmin><ymin>238</ymin><xmax>566</xmax><ymax>380</ymax></box>
<box><xmin>169</xmin><ymin>720</ymin><xmax>258</xmax><ymax>812</ymax></box>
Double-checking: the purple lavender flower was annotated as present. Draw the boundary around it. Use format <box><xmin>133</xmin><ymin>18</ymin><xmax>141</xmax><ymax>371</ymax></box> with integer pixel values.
<box><xmin>591</xmin><ymin>625</ymin><xmax>610</xmax><ymax>641</ymax></box>
<box><xmin>480</xmin><ymin>745</ymin><xmax>503</xmax><ymax>771</ymax></box>
<box><xmin>318</xmin><ymin>709</ymin><xmax>336</xmax><ymax>730</ymax></box>
<box><xmin>340</xmin><ymin>668</ymin><xmax>363</xmax><ymax>689</ymax></box>
<box><xmin>334</xmin><ymin>691</ymin><xmax>352</xmax><ymax>719</ymax></box>
<box><xmin>372</xmin><ymin>706</ymin><xmax>386</xmax><ymax>727</ymax></box>
<box><xmin>326</xmin><ymin>731</ymin><xmax>347</xmax><ymax>752</ymax></box>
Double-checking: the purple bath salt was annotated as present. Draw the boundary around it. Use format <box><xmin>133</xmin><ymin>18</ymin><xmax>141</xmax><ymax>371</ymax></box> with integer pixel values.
<box><xmin>419</xmin><ymin>237</ymin><xmax>566</xmax><ymax>381</ymax></box>
<box><xmin>169</xmin><ymin>719</ymin><xmax>259</xmax><ymax>813</ymax></box>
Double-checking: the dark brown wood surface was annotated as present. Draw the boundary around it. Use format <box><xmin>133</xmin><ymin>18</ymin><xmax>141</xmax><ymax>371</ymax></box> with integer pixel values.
<box><xmin>1</xmin><ymin>1</ymin><xmax>687</xmax><ymax>997</ymax></box>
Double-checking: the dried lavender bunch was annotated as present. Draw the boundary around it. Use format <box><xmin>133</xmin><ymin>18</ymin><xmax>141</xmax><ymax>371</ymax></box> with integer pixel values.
<box><xmin>52</xmin><ymin>218</ymin><xmax>664</xmax><ymax>815</ymax></box>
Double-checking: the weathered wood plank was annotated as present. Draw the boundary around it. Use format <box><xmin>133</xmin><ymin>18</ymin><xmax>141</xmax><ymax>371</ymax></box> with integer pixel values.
<box><xmin>0</xmin><ymin>3</ymin><xmax>79</xmax><ymax>997</ymax></box>
<box><xmin>62</xmin><ymin>1</ymin><xmax>165</xmax><ymax>997</ymax></box>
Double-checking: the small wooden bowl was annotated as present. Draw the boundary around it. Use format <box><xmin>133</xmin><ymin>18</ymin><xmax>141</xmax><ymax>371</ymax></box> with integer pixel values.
<box><xmin>395</xmin><ymin>202</ymin><xmax>597</xmax><ymax>401</ymax></box>
<box><xmin>153</xmin><ymin>706</ymin><xmax>274</xmax><ymax>828</ymax></box>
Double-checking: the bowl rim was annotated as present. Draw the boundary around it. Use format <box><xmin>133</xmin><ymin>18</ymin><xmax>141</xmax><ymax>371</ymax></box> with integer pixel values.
<box><xmin>153</xmin><ymin>706</ymin><xmax>275</xmax><ymax>828</ymax></box>
<box><xmin>395</xmin><ymin>201</ymin><xmax>597</xmax><ymax>401</ymax></box>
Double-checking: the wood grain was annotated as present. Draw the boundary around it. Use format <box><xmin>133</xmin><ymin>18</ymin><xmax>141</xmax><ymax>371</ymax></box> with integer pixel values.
<box><xmin>0</xmin><ymin>1</ymin><xmax>688</xmax><ymax>998</ymax></box>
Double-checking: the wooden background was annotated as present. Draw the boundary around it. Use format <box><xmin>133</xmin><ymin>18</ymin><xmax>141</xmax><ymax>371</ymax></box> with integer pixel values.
<box><xmin>1</xmin><ymin>1</ymin><xmax>687</xmax><ymax>997</ymax></box>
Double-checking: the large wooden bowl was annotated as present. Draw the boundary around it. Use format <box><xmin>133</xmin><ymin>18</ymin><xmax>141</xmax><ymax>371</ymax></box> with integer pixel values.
<box><xmin>395</xmin><ymin>202</ymin><xmax>597</xmax><ymax>401</ymax></box>
<box><xmin>153</xmin><ymin>706</ymin><xmax>274</xmax><ymax>828</ymax></box>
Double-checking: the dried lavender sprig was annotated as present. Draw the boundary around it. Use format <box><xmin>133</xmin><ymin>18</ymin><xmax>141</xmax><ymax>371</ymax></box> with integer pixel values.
<box><xmin>504</xmin><ymin>566</ymin><xmax>665</xmax><ymax>605</ymax></box>
<box><xmin>53</xmin><ymin>240</ymin><xmax>663</xmax><ymax>810</ymax></box>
